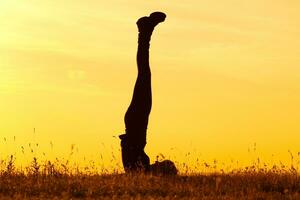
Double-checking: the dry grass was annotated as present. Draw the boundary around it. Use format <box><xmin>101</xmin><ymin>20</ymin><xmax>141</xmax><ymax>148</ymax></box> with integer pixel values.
<box><xmin>1</xmin><ymin>138</ymin><xmax>300</xmax><ymax>199</ymax></box>
<box><xmin>0</xmin><ymin>156</ymin><xmax>300</xmax><ymax>200</ymax></box>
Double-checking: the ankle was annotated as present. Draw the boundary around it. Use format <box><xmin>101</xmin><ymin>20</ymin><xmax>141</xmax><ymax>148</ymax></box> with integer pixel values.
<box><xmin>138</xmin><ymin>33</ymin><xmax>151</xmax><ymax>44</ymax></box>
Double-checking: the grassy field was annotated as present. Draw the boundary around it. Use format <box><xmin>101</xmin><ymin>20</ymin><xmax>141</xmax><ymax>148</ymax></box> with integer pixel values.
<box><xmin>0</xmin><ymin>157</ymin><xmax>299</xmax><ymax>200</ymax></box>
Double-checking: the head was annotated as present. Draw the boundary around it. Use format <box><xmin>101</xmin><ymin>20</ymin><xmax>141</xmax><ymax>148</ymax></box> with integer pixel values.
<box><xmin>150</xmin><ymin>160</ymin><xmax>178</xmax><ymax>176</ymax></box>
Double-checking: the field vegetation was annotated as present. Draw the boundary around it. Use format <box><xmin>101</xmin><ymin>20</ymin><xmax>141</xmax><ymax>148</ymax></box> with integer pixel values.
<box><xmin>0</xmin><ymin>154</ymin><xmax>299</xmax><ymax>200</ymax></box>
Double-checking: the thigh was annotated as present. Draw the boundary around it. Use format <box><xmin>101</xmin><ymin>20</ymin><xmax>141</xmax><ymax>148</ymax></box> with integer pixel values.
<box><xmin>124</xmin><ymin>75</ymin><xmax>152</xmax><ymax>129</ymax></box>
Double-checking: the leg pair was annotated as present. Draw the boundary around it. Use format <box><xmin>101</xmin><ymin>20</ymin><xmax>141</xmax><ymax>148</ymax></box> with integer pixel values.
<box><xmin>120</xmin><ymin>12</ymin><xmax>166</xmax><ymax>172</ymax></box>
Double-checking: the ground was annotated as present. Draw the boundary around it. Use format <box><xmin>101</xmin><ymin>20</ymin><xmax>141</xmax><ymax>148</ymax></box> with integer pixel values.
<box><xmin>1</xmin><ymin>171</ymin><xmax>300</xmax><ymax>199</ymax></box>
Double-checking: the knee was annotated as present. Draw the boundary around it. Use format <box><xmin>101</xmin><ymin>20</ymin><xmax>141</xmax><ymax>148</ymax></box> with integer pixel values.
<box><xmin>138</xmin><ymin>71</ymin><xmax>151</xmax><ymax>80</ymax></box>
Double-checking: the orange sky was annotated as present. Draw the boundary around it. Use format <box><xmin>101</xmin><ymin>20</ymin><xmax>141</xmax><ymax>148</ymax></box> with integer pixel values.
<box><xmin>1</xmin><ymin>0</ymin><xmax>300</xmax><ymax>171</ymax></box>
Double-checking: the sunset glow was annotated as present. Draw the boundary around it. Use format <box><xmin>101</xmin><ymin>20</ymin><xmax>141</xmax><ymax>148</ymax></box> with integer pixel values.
<box><xmin>1</xmin><ymin>0</ymin><xmax>300</xmax><ymax>170</ymax></box>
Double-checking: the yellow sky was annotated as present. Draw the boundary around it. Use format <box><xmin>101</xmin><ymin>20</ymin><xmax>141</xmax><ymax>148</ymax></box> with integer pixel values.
<box><xmin>1</xmin><ymin>0</ymin><xmax>300</xmax><ymax>170</ymax></box>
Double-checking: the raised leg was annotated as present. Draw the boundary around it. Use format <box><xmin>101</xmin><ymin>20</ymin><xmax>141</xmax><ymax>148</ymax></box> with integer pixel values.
<box><xmin>120</xmin><ymin>12</ymin><xmax>166</xmax><ymax>172</ymax></box>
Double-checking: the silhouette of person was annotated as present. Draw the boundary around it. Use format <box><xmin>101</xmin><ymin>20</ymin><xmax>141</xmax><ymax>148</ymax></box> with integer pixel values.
<box><xmin>119</xmin><ymin>12</ymin><xmax>177</xmax><ymax>174</ymax></box>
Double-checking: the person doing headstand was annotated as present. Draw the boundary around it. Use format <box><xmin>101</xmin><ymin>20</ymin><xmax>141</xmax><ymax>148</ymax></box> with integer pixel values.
<box><xmin>119</xmin><ymin>12</ymin><xmax>177</xmax><ymax>174</ymax></box>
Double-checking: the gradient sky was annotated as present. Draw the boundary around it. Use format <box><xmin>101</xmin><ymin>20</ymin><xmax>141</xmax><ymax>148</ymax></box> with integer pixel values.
<box><xmin>1</xmin><ymin>0</ymin><xmax>300</xmax><ymax>170</ymax></box>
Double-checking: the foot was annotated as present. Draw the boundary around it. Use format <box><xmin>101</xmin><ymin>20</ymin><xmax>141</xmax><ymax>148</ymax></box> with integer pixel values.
<box><xmin>137</xmin><ymin>12</ymin><xmax>166</xmax><ymax>34</ymax></box>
